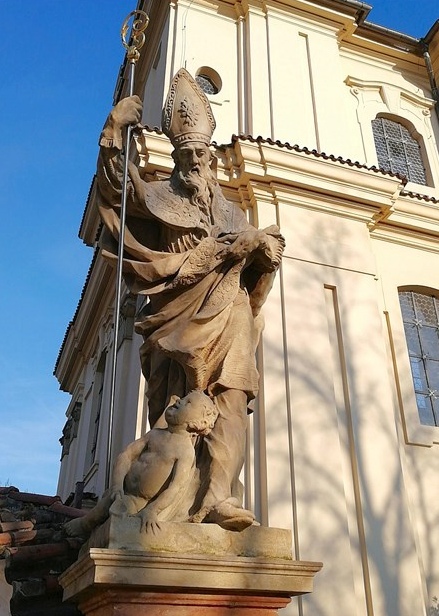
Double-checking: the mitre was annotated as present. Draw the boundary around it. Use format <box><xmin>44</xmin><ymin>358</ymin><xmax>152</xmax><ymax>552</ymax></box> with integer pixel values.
<box><xmin>162</xmin><ymin>68</ymin><xmax>216</xmax><ymax>147</ymax></box>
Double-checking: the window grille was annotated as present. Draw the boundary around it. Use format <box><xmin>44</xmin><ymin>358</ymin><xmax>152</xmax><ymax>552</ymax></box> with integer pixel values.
<box><xmin>195</xmin><ymin>74</ymin><xmax>218</xmax><ymax>95</ymax></box>
<box><xmin>372</xmin><ymin>117</ymin><xmax>427</xmax><ymax>185</ymax></box>
<box><xmin>399</xmin><ymin>290</ymin><xmax>439</xmax><ymax>426</ymax></box>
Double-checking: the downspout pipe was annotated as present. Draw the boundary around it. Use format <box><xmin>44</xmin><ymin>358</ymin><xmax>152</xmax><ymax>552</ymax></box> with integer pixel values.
<box><xmin>421</xmin><ymin>41</ymin><xmax>439</xmax><ymax>124</ymax></box>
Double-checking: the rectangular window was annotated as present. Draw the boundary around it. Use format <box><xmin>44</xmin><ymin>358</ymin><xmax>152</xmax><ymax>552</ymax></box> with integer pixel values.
<box><xmin>399</xmin><ymin>290</ymin><xmax>439</xmax><ymax>426</ymax></box>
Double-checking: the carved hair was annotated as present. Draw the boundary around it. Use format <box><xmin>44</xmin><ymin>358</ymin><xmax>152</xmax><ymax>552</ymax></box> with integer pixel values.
<box><xmin>165</xmin><ymin>391</ymin><xmax>218</xmax><ymax>435</ymax></box>
<box><xmin>186</xmin><ymin>402</ymin><xmax>218</xmax><ymax>436</ymax></box>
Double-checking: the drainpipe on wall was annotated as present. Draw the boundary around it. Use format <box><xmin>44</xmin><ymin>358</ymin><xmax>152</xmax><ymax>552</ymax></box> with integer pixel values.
<box><xmin>421</xmin><ymin>41</ymin><xmax>439</xmax><ymax>124</ymax></box>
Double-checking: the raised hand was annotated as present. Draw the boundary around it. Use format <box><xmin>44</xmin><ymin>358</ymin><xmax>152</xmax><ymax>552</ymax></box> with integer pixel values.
<box><xmin>110</xmin><ymin>95</ymin><xmax>143</xmax><ymax>129</ymax></box>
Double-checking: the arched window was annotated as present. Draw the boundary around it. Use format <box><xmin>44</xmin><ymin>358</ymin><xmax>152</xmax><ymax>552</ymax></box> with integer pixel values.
<box><xmin>399</xmin><ymin>289</ymin><xmax>439</xmax><ymax>426</ymax></box>
<box><xmin>195</xmin><ymin>66</ymin><xmax>222</xmax><ymax>96</ymax></box>
<box><xmin>372</xmin><ymin>117</ymin><xmax>427</xmax><ymax>185</ymax></box>
<box><xmin>196</xmin><ymin>74</ymin><xmax>218</xmax><ymax>95</ymax></box>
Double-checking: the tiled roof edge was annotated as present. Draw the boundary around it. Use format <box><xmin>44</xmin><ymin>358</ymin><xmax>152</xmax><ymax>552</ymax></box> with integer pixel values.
<box><xmin>78</xmin><ymin>174</ymin><xmax>97</xmax><ymax>241</ymax></box>
<box><xmin>53</xmin><ymin>248</ymin><xmax>99</xmax><ymax>377</ymax></box>
<box><xmin>220</xmin><ymin>133</ymin><xmax>409</xmax><ymax>184</ymax></box>
<box><xmin>133</xmin><ymin>129</ymin><xmax>439</xmax><ymax>202</ymax></box>
<box><xmin>401</xmin><ymin>189</ymin><xmax>439</xmax><ymax>204</ymax></box>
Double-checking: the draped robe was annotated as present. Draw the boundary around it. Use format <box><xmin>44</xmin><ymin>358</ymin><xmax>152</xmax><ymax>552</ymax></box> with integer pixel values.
<box><xmin>96</xmin><ymin>140</ymin><xmax>284</xmax><ymax>429</ymax></box>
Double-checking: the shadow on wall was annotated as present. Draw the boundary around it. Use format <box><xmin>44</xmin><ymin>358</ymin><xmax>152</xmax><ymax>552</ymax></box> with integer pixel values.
<box><xmin>252</xmin><ymin>215</ymin><xmax>439</xmax><ymax>616</ymax></box>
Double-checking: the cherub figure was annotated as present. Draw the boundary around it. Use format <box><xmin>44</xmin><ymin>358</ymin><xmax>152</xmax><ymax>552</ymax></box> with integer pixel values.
<box><xmin>65</xmin><ymin>391</ymin><xmax>218</xmax><ymax>537</ymax></box>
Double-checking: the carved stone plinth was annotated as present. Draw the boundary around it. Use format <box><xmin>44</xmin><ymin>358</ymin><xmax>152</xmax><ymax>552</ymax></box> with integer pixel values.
<box><xmin>60</xmin><ymin>548</ymin><xmax>321</xmax><ymax>615</ymax></box>
<box><xmin>83</xmin><ymin>518</ymin><xmax>295</xmax><ymax>560</ymax></box>
<box><xmin>59</xmin><ymin>522</ymin><xmax>322</xmax><ymax>616</ymax></box>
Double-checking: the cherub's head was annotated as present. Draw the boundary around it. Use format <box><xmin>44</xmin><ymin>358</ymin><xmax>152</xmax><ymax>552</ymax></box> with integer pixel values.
<box><xmin>165</xmin><ymin>391</ymin><xmax>218</xmax><ymax>436</ymax></box>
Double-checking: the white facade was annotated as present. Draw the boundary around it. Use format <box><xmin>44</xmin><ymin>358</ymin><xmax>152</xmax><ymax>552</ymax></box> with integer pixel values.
<box><xmin>55</xmin><ymin>2</ymin><xmax>439</xmax><ymax>615</ymax></box>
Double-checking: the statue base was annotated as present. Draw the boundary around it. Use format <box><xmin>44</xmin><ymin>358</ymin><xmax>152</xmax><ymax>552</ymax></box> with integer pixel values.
<box><xmin>59</xmin><ymin>521</ymin><xmax>322</xmax><ymax>615</ymax></box>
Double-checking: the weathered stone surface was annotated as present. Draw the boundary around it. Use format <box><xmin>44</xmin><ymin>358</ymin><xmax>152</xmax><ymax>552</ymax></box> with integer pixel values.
<box><xmin>60</xmin><ymin>547</ymin><xmax>322</xmax><ymax>603</ymax></box>
<box><xmin>85</xmin><ymin>519</ymin><xmax>294</xmax><ymax>560</ymax></box>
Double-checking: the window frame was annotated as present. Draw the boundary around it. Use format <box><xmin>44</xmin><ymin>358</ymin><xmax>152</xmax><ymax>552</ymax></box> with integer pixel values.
<box><xmin>398</xmin><ymin>287</ymin><xmax>439</xmax><ymax>427</ymax></box>
<box><xmin>372</xmin><ymin>115</ymin><xmax>430</xmax><ymax>186</ymax></box>
<box><xmin>386</xmin><ymin>284</ymin><xmax>439</xmax><ymax>447</ymax></box>
<box><xmin>344</xmin><ymin>77</ymin><xmax>439</xmax><ymax>192</ymax></box>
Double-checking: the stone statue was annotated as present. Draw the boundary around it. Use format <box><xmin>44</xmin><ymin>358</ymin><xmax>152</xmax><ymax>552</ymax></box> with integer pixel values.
<box><xmin>65</xmin><ymin>391</ymin><xmax>218</xmax><ymax>537</ymax></box>
<box><xmin>96</xmin><ymin>69</ymin><xmax>285</xmax><ymax>531</ymax></box>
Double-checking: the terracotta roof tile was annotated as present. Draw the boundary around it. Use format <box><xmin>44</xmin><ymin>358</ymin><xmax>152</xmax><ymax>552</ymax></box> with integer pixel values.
<box><xmin>48</xmin><ymin>502</ymin><xmax>87</xmax><ymax>519</ymax></box>
<box><xmin>225</xmin><ymin>134</ymin><xmax>408</xmax><ymax>183</ymax></box>
<box><xmin>0</xmin><ymin>486</ymin><xmax>19</xmax><ymax>496</ymax></box>
<box><xmin>401</xmin><ymin>189</ymin><xmax>439</xmax><ymax>204</ymax></box>
<box><xmin>0</xmin><ymin>520</ymin><xmax>33</xmax><ymax>533</ymax></box>
<box><xmin>0</xmin><ymin>528</ymin><xmax>37</xmax><ymax>548</ymax></box>
<box><xmin>8</xmin><ymin>492</ymin><xmax>61</xmax><ymax>507</ymax></box>
<box><xmin>6</xmin><ymin>540</ymin><xmax>82</xmax><ymax>570</ymax></box>
<box><xmin>1</xmin><ymin>488</ymin><xmax>84</xmax><ymax>615</ymax></box>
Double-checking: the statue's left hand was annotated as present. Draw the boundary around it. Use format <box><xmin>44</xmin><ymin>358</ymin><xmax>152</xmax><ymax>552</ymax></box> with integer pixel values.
<box><xmin>218</xmin><ymin>228</ymin><xmax>267</xmax><ymax>261</ymax></box>
<box><xmin>136</xmin><ymin>508</ymin><xmax>162</xmax><ymax>535</ymax></box>
<box><xmin>110</xmin><ymin>487</ymin><xmax>124</xmax><ymax>501</ymax></box>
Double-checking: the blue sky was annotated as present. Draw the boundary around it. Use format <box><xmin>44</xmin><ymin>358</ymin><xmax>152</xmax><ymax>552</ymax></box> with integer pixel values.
<box><xmin>0</xmin><ymin>0</ymin><xmax>437</xmax><ymax>497</ymax></box>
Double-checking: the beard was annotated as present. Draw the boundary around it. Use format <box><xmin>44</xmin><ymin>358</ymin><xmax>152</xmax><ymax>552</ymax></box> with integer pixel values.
<box><xmin>176</xmin><ymin>166</ymin><xmax>217</xmax><ymax>209</ymax></box>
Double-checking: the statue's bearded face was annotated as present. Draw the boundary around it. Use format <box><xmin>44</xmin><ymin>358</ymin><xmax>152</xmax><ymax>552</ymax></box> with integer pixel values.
<box><xmin>173</xmin><ymin>142</ymin><xmax>216</xmax><ymax>208</ymax></box>
<box><xmin>174</xmin><ymin>142</ymin><xmax>211</xmax><ymax>179</ymax></box>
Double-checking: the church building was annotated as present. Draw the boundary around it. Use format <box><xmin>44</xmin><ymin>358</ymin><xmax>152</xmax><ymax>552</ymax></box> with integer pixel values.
<box><xmin>54</xmin><ymin>1</ymin><xmax>439</xmax><ymax>614</ymax></box>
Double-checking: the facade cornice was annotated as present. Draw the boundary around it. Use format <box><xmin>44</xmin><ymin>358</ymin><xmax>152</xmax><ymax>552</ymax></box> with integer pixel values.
<box><xmin>235</xmin><ymin>0</ymin><xmax>435</xmax><ymax>53</ymax></box>
<box><xmin>377</xmin><ymin>193</ymin><xmax>439</xmax><ymax>238</ymax></box>
<box><xmin>424</xmin><ymin>19</ymin><xmax>439</xmax><ymax>46</ymax></box>
<box><xmin>370</xmin><ymin>225</ymin><xmax>439</xmax><ymax>254</ymax></box>
<box><xmin>137</xmin><ymin>129</ymin><xmax>439</xmax><ymax>235</ymax></box>
<box><xmin>159</xmin><ymin>1</ymin><xmax>433</xmax><ymax>55</ymax></box>
<box><xmin>54</xmin><ymin>251</ymin><xmax>115</xmax><ymax>393</ymax></box>
<box><xmin>356</xmin><ymin>20</ymin><xmax>421</xmax><ymax>54</ymax></box>
<box><xmin>78</xmin><ymin>176</ymin><xmax>99</xmax><ymax>247</ymax></box>
<box><xmin>134</xmin><ymin>129</ymin><xmax>439</xmax><ymax>245</ymax></box>
<box><xmin>221</xmin><ymin>134</ymin><xmax>404</xmax><ymax>197</ymax></box>
<box><xmin>224</xmin><ymin>137</ymin><xmax>439</xmax><ymax>245</ymax></box>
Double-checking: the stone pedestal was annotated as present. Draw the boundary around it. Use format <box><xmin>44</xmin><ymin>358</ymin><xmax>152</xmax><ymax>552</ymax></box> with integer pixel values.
<box><xmin>59</xmin><ymin>520</ymin><xmax>322</xmax><ymax>616</ymax></box>
<box><xmin>74</xmin><ymin>589</ymin><xmax>295</xmax><ymax>615</ymax></box>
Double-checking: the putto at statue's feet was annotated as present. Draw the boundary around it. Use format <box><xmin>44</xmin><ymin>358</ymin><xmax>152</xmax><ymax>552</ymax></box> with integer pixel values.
<box><xmin>191</xmin><ymin>497</ymin><xmax>256</xmax><ymax>532</ymax></box>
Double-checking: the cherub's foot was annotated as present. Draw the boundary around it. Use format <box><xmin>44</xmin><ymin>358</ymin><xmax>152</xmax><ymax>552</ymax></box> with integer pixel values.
<box><xmin>64</xmin><ymin>517</ymin><xmax>88</xmax><ymax>538</ymax></box>
<box><xmin>198</xmin><ymin>498</ymin><xmax>256</xmax><ymax>532</ymax></box>
<box><xmin>189</xmin><ymin>506</ymin><xmax>210</xmax><ymax>524</ymax></box>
